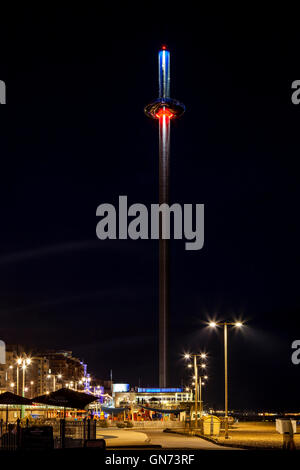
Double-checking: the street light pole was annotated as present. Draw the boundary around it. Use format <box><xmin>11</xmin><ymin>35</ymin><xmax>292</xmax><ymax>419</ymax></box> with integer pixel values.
<box><xmin>185</xmin><ymin>353</ymin><xmax>207</xmax><ymax>430</ymax></box>
<box><xmin>16</xmin><ymin>366</ymin><xmax>19</xmax><ymax>395</ymax></box>
<box><xmin>22</xmin><ymin>365</ymin><xmax>26</xmax><ymax>397</ymax></box>
<box><xmin>199</xmin><ymin>376</ymin><xmax>202</xmax><ymax>418</ymax></box>
<box><xmin>209</xmin><ymin>320</ymin><xmax>243</xmax><ymax>439</ymax></box>
<box><xmin>194</xmin><ymin>355</ymin><xmax>198</xmax><ymax>430</ymax></box>
<box><xmin>224</xmin><ymin>323</ymin><xmax>229</xmax><ymax>439</ymax></box>
<box><xmin>30</xmin><ymin>381</ymin><xmax>34</xmax><ymax>398</ymax></box>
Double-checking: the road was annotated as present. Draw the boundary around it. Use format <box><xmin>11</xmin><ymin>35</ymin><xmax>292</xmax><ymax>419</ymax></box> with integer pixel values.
<box><xmin>141</xmin><ymin>430</ymin><xmax>237</xmax><ymax>450</ymax></box>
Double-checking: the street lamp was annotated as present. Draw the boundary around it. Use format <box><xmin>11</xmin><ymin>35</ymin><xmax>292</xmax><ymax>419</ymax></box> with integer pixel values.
<box><xmin>198</xmin><ymin>375</ymin><xmax>208</xmax><ymax>417</ymax></box>
<box><xmin>16</xmin><ymin>356</ymin><xmax>32</xmax><ymax>397</ymax></box>
<box><xmin>30</xmin><ymin>381</ymin><xmax>34</xmax><ymax>397</ymax></box>
<box><xmin>16</xmin><ymin>358</ymin><xmax>22</xmax><ymax>395</ymax></box>
<box><xmin>209</xmin><ymin>321</ymin><xmax>244</xmax><ymax>438</ymax></box>
<box><xmin>15</xmin><ymin>356</ymin><xmax>32</xmax><ymax>417</ymax></box>
<box><xmin>184</xmin><ymin>353</ymin><xmax>208</xmax><ymax>429</ymax></box>
<box><xmin>22</xmin><ymin>364</ymin><xmax>27</xmax><ymax>398</ymax></box>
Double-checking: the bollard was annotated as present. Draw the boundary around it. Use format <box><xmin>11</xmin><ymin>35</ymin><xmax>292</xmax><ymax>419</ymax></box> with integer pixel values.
<box><xmin>282</xmin><ymin>420</ymin><xmax>296</xmax><ymax>451</ymax></box>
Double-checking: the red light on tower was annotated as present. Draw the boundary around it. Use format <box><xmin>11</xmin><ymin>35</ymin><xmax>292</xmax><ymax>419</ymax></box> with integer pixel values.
<box><xmin>155</xmin><ymin>108</ymin><xmax>174</xmax><ymax>119</ymax></box>
<box><xmin>161</xmin><ymin>44</ymin><xmax>167</xmax><ymax>50</ymax></box>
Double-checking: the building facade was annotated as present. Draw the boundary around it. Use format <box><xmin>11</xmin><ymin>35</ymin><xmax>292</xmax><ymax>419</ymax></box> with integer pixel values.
<box><xmin>0</xmin><ymin>345</ymin><xmax>50</xmax><ymax>397</ymax></box>
<box><xmin>113</xmin><ymin>387</ymin><xmax>193</xmax><ymax>409</ymax></box>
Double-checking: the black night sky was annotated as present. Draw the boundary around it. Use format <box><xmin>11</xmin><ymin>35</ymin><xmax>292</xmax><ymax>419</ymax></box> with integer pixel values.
<box><xmin>1</xmin><ymin>7</ymin><xmax>300</xmax><ymax>411</ymax></box>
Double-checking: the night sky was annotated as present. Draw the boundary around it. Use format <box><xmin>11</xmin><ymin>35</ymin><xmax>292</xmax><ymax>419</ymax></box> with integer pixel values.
<box><xmin>1</xmin><ymin>8</ymin><xmax>300</xmax><ymax>411</ymax></box>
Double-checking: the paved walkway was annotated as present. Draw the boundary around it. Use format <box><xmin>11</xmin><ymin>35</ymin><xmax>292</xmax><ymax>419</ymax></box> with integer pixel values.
<box><xmin>97</xmin><ymin>428</ymin><xmax>240</xmax><ymax>449</ymax></box>
<box><xmin>96</xmin><ymin>429</ymin><xmax>150</xmax><ymax>447</ymax></box>
<box><xmin>140</xmin><ymin>430</ymin><xmax>240</xmax><ymax>450</ymax></box>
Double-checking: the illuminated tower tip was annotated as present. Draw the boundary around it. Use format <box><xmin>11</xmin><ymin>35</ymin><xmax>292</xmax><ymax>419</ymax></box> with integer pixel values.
<box><xmin>144</xmin><ymin>48</ymin><xmax>185</xmax><ymax>120</ymax></box>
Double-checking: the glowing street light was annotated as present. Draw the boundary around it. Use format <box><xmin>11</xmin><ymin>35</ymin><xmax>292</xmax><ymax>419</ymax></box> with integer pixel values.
<box><xmin>30</xmin><ymin>381</ymin><xmax>34</xmax><ymax>397</ymax></box>
<box><xmin>209</xmin><ymin>320</ymin><xmax>244</xmax><ymax>438</ymax></box>
<box><xmin>15</xmin><ymin>355</ymin><xmax>32</xmax><ymax>417</ymax></box>
<box><xmin>184</xmin><ymin>352</ymin><xmax>208</xmax><ymax>429</ymax></box>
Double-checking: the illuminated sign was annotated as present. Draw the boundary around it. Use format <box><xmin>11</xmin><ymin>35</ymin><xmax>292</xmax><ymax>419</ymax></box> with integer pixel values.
<box><xmin>112</xmin><ymin>383</ymin><xmax>130</xmax><ymax>393</ymax></box>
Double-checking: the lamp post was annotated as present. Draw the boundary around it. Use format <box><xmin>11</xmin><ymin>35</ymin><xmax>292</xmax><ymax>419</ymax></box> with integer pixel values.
<box><xmin>47</xmin><ymin>373</ymin><xmax>62</xmax><ymax>392</ymax></box>
<box><xmin>57</xmin><ymin>374</ymin><xmax>62</xmax><ymax>390</ymax></box>
<box><xmin>30</xmin><ymin>381</ymin><xmax>34</xmax><ymax>398</ymax></box>
<box><xmin>22</xmin><ymin>364</ymin><xmax>26</xmax><ymax>397</ymax></box>
<box><xmin>209</xmin><ymin>321</ymin><xmax>243</xmax><ymax>438</ymax></box>
<box><xmin>184</xmin><ymin>353</ymin><xmax>207</xmax><ymax>429</ymax></box>
<box><xmin>16</xmin><ymin>356</ymin><xmax>31</xmax><ymax>418</ymax></box>
<box><xmin>16</xmin><ymin>358</ymin><xmax>22</xmax><ymax>395</ymax></box>
<box><xmin>198</xmin><ymin>374</ymin><xmax>208</xmax><ymax>417</ymax></box>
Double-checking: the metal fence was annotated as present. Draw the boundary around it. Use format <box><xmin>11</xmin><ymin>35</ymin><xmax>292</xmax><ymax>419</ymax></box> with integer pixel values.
<box><xmin>0</xmin><ymin>418</ymin><xmax>98</xmax><ymax>451</ymax></box>
<box><xmin>0</xmin><ymin>422</ymin><xmax>20</xmax><ymax>450</ymax></box>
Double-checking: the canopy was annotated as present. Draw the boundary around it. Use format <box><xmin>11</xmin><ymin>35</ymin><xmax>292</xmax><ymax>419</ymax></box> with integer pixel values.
<box><xmin>0</xmin><ymin>392</ymin><xmax>33</xmax><ymax>428</ymax></box>
<box><xmin>32</xmin><ymin>388</ymin><xmax>98</xmax><ymax>410</ymax></box>
<box><xmin>0</xmin><ymin>392</ymin><xmax>32</xmax><ymax>405</ymax></box>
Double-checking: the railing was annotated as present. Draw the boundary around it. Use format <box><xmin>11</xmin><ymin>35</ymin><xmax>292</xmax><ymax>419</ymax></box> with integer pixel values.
<box><xmin>0</xmin><ymin>422</ymin><xmax>20</xmax><ymax>451</ymax></box>
<box><xmin>0</xmin><ymin>418</ymin><xmax>99</xmax><ymax>451</ymax></box>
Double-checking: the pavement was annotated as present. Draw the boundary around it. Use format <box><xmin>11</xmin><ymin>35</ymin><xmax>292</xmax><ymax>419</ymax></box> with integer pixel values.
<box><xmin>97</xmin><ymin>428</ymin><xmax>239</xmax><ymax>449</ymax></box>
<box><xmin>96</xmin><ymin>429</ymin><xmax>150</xmax><ymax>447</ymax></box>
<box><xmin>141</xmin><ymin>430</ymin><xmax>238</xmax><ymax>450</ymax></box>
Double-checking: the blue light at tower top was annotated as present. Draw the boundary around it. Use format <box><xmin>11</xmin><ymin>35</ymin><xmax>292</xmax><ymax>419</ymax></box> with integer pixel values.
<box><xmin>158</xmin><ymin>47</ymin><xmax>170</xmax><ymax>100</ymax></box>
<box><xmin>144</xmin><ymin>47</ymin><xmax>185</xmax><ymax>119</ymax></box>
